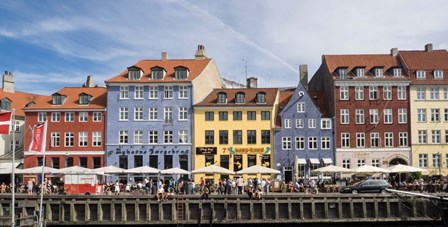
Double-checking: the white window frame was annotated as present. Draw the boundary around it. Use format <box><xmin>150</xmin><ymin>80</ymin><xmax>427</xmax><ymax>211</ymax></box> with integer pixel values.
<box><xmin>430</xmin><ymin>87</ymin><xmax>439</xmax><ymax>100</ymax></box>
<box><xmin>179</xmin><ymin>107</ymin><xmax>188</xmax><ymax>121</ymax></box>
<box><xmin>417</xmin><ymin>108</ymin><xmax>426</xmax><ymax>122</ymax></box>
<box><xmin>321</xmin><ymin>119</ymin><xmax>331</xmax><ymax>129</ymax></box>
<box><xmin>340</xmin><ymin>109</ymin><xmax>349</xmax><ymax>124</ymax></box>
<box><xmin>397</xmin><ymin>86</ymin><xmax>406</xmax><ymax>100</ymax></box>
<box><xmin>92</xmin><ymin>132</ymin><xmax>102</xmax><ymax>147</ymax></box>
<box><xmin>416</xmin><ymin>87</ymin><xmax>426</xmax><ymax>100</ymax></box>
<box><xmin>369</xmin><ymin>86</ymin><xmax>378</xmax><ymax>100</ymax></box>
<box><xmin>164</xmin><ymin>130</ymin><xmax>173</xmax><ymax>144</ymax></box>
<box><xmin>393</xmin><ymin>68</ymin><xmax>402</xmax><ymax>77</ymax></box>
<box><xmin>419</xmin><ymin>154</ymin><xmax>427</xmax><ymax>168</ymax></box>
<box><xmin>308</xmin><ymin>137</ymin><xmax>318</xmax><ymax>150</ymax></box>
<box><xmin>164</xmin><ymin>86</ymin><xmax>173</xmax><ymax>99</ymax></box>
<box><xmin>149</xmin><ymin>107</ymin><xmax>158</xmax><ymax>120</ymax></box>
<box><xmin>308</xmin><ymin>119</ymin><xmax>316</xmax><ymax>128</ymax></box>
<box><xmin>370</xmin><ymin>132</ymin><xmax>380</xmax><ymax>148</ymax></box>
<box><xmin>134</xmin><ymin>130</ymin><xmax>143</xmax><ymax>144</ymax></box>
<box><xmin>341</xmin><ymin>133</ymin><xmax>350</xmax><ymax>148</ymax></box>
<box><xmin>355</xmin><ymin>109</ymin><xmax>364</xmax><ymax>124</ymax></box>
<box><xmin>179</xmin><ymin>86</ymin><xmax>188</xmax><ymax>99</ymax></box>
<box><xmin>340</xmin><ymin>86</ymin><xmax>349</xmax><ymax>100</ymax></box>
<box><xmin>282</xmin><ymin>137</ymin><xmax>291</xmax><ymax>150</ymax></box>
<box><xmin>374</xmin><ymin>68</ymin><xmax>383</xmax><ymax>77</ymax></box>
<box><xmin>79</xmin><ymin>112</ymin><xmax>88</xmax><ymax>122</ymax></box>
<box><xmin>295</xmin><ymin>137</ymin><xmax>304</xmax><ymax>150</ymax></box>
<box><xmin>296</xmin><ymin>119</ymin><xmax>304</xmax><ymax>128</ymax></box>
<box><xmin>134</xmin><ymin>107</ymin><xmax>144</xmax><ymax>121</ymax></box>
<box><xmin>119</xmin><ymin>130</ymin><xmax>128</xmax><ymax>144</ymax></box>
<box><xmin>65</xmin><ymin>112</ymin><xmax>74</xmax><ymax>122</ymax></box>
<box><xmin>356</xmin><ymin>68</ymin><xmax>364</xmax><ymax>77</ymax></box>
<box><xmin>148</xmin><ymin>131</ymin><xmax>158</xmax><ymax>144</ymax></box>
<box><xmin>134</xmin><ymin>85</ymin><xmax>144</xmax><ymax>99</ymax></box>
<box><xmin>399</xmin><ymin>132</ymin><xmax>408</xmax><ymax>147</ymax></box>
<box><xmin>51</xmin><ymin>112</ymin><xmax>60</xmax><ymax>122</ymax></box>
<box><xmin>38</xmin><ymin>112</ymin><xmax>47</xmax><ymax>122</ymax></box>
<box><xmin>179</xmin><ymin>130</ymin><xmax>188</xmax><ymax>144</ymax></box>
<box><xmin>416</xmin><ymin>70</ymin><xmax>426</xmax><ymax>79</ymax></box>
<box><xmin>297</xmin><ymin>102</ymin><xmax>305</xmax><ymax>112</ymax></box>
<box><xmin>385</xmin><ymin>132</ymin><xmax>393</xmax><ymax>147</ymax></box>
<box><xmin>51</xmin><ymin>132</ymin><xmax>60</xmax><ymax>147</ymax></box>
<box><xmin>65</xmin><ymin>132</ymin><xmax>74</xmax><ymax>147</ymax></box>
<box><xmin>321</xmin><ymin>137</ymin><xmax>330</xmax><ymax>149</ymax></box>
<box><xmin>434</xmin><ymin>70</ymin><xmax>443</xmax><ymax>79</ymax></box>
<box><xmin>431</xmin><ymin>130</ymin><xmax>441</xmax><ymax>144</ymax></box>
<box><xmin>356</xmin><ymin>133</ymin><xmax>365</xmax><ymax>148</ymax></box>
<box><xmin>398</xmin><ymin>109</ymin><xmax>407</xmax><ymax>124</ymax></box>
<box><xmin>431</xmin><ymin>108</ymin><xmax>440</xmax><ymax>122</ymax></box>
<box><xmin>370</xmin><ymin>109</ymin><xmax>379</xmax><ymax>124</ymax></box>
<box><xmin>383</xmin><ymin>86</ymin><xmax>392</xmax><ymax>100</ymax></box>
<box><xmin>79</xmin><ymin>131</ymin><xmax>88</xmax><ymax>147</ymax></box>
<box><xmin>418</xmin><ymin>130</ymin><xmax>427</xmax><ymax>144</ymax></box>
<box><xmin>93</xmin><ymin>112</ymin><xmax>102</xmax><ymax>122</ymax></box>
<box><xmin>284</xmin><ymin>119</ymin><xmax>291</xmax><ymax>128</ymax></box>
<box><xmin>355</xmin><ymin>86</ymin><xmax>364</xmax><ymax>100</ymax></box>
<box><xmin>384</xmin><ymin>109</ymin><xmax>393</xmax><ymax>124</ymax></box>
<box><xmin>120</xmin><ymin>86</ymin><xmax>129</xmax><ymax>99</ymax></box>
<box><xmin>149</xmin><ymin>86</ymin><xmax>158</xmax><ymax>99</ymax></box>
<box><xmin>119</xmin><ymin>107</ymin><xmax>128</xmax><ymax>121</ymax></box>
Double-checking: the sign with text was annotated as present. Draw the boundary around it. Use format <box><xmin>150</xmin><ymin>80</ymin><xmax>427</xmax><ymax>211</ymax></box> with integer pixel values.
<box><xmin>196</xmin><ymin>147</ymin><xmax>217</xmax><ymax>155</ymax></box>
<box><xmin>233</xmin><ymin>155</ymin><xmax>243</xmax><ymax>172</ymax></box>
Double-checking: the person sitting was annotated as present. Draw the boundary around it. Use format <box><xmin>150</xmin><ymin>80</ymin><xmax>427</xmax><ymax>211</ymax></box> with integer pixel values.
<box><xmin>247</xmin><ymin>187</ymin><xmax>253</xmax><ymax>200</ymax></box>
<box><xmin>201</xmin><ymin>185</ymin><xmax>210</xmax><ymax>200</ymax></box>
<box><xmin>157</xmin><ymin>184</ymin><xmax>166</xmax><ymax>202</ymax></box>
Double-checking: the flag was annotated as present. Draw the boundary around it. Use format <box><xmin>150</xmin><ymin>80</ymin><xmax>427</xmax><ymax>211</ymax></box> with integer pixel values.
<box><xmin>0</xmin><ymin>112</ymin><xmax>12</xmax><ymax>134</ymax></box>
<box><xmin>29</xmin><ymin>122</ymin><xmax>45</xmax><ymax>152</ymax></box>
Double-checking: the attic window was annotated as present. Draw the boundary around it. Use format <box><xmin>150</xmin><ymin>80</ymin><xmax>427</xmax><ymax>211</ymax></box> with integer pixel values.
<box><xmin>374</xmin><ymin>68</ymin><xmax>383</xmax><ymax>77</ymax></box>
<box><xmin>52</xmin><ymin>94</ymin><xmax>66</xmax><ymax>105</ymax></box>
<box><xmin>434</xmin><ymin>70</ymin><xmax>443</xmax><ymax>79</ymax></box>
<box><xmin>393</xmin><ymin>68</ymin><xmax>402</xmax><ymax>77</ymax></box>
<box><xmin>235</xmin><ymin>92</ymin><xmax>245</xmax><ymax>104</ymax></box>
<box><xmin>416</xmin><ymin>70</ymin><xmax>426</xmax><ymax>79</ymax></box>
<box><xmin>1</xmin><ymin>99</ymin><xmax>11</xmax><ymax>111</ymax></box>
<box><xmin>355</xmin><ymin>68</ymin><xmax>365</xmax><ymax>77</ymax></box>
<box><xmin>256</xmin><ymin>92</ymin><xmax>266</xmax><ymax>104</ymax></box>
<box><xmin>174</xmin><ymin>67</ymin><xmax>189</xmax><ymax>80</ymax></box>
<box><xmin>337</xmin><ymin>68</ymin><xmax>347</xmax><ymax>79</ymax></box>
<box><xmin>150</xmin><ymin>67</ymin><xmax>165</xmax><ymax>80</ymax></box>
<box><xmin>79</xmin><ymin>94</ymin><xmax>92</xmax><ymax>105</ymax></box>
<box><xmin>128</xmin><ymin>70</ymin><xmax>141</xmax><ymax>80</ymax></box>
<box><xmin>217</xmin><ymin>92</ymin><xmax>227</xmax><ymax>104</ymax></box>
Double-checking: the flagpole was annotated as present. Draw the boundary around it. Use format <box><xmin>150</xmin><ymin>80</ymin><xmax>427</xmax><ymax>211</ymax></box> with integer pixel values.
<box><xmin>38</xmin><ymin>121</ymin><xmax>48</xmax><ymax>227</ymax></box>
<box><xmin>11</xmin><ymin>110</ymin><xmax>15</xmax><ymax>227</ymax></box>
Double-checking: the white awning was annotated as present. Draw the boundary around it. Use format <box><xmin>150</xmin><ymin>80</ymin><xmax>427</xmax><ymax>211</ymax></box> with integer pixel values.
<box><xmin>322</xmin><ymin>158</ymin><xmax>333</xmax><ymax>164</ymax></box>
<box><xmin>0</xmin><ymin>162</ymin><xmax>21</xmax><ymax>169</ymax></box>
<box><xmin>309</xmin><ymin>158</ymin><xmax>320</xmax><ymax>164</ymax></box>
<box><xmin>297</xmin><ymin>158</ymin><xmax>307</xmax><ymax>164</ymax></box>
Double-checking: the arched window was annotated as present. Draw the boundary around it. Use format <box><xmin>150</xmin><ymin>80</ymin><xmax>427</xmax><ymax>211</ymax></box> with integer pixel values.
<box><xmin>235</xmin><ymin>92</ymin><xmax>245</xmax><ymax>104</ymax></box>
<box><xmin>0</xmin><ymin>99</ymin><xmax>11</xmax><ymax>111</ymax></box>
<box><xmin>150</xmin><ymin>67</ymin><xmax>165</xmax><ymax>80</ymax></box>
<box><xmin>256</xmin><ymin>92</ymin><xmax>266</xmax><ymax>103</ymax></box>
<box><xmin>174</xmin><ymin>66</ymin><xmax>189</xmax><ymax>80</ymax></box>
<box><xmin>217</xmin><ymin>92</ymin><xmax>227</xmax><ymax>104</ymax></box>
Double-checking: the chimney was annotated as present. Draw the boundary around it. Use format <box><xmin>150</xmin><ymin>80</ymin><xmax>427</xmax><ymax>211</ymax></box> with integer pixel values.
<box><xmin>2</xmin><ymin>71</ymin><xmax>14</xmax><ymax>93</ymax></box>
<box><xmin>299</xmin><ymin>64</ymin><xmax>308</xmax><ymax>87</ymax></box>
<box><xmin>246</xmin><ymin>77</ymin><xmax>258</xmax><ymax>88</ymax></box>
<box><xmin>83</xmin><ymin>75</ymin><xmax>94</xmax><ymax>88</ymax></box>
<box><xmin>425</xmin><ymin>43</ymin><xmax>433</xmax><ymax>52</ymax></box>
<box><xmin>161</xmin><ymin>52</ymin><xmax>168</xmax><ymax>60</ymax></box>
<box><xmin>390</xmin><ymin>48</ymin><xmax>398</xmax><ymax>56</ymax></box>
<box><xmin>194</xmin><ymin>45</ymin><xmax>208</xmax><ymax>60</ymax></box>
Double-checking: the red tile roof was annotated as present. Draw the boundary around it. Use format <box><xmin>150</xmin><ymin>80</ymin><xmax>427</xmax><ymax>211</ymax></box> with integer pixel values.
<box><xmin>105</xmin><ymin>59</ymin><xmax>212</xmax><ymax>83</ymax></box>
<box><xmin>0</xmin><ymin>90</ymin><xmax>46</xmax><ymax>116</ymax></box>
<box><xmin>398</xmin><ymin>50</ymin><xmax>448</xmax><ymax>70</ymax></box>
<box><xmin>195</xmin><ymin>88</ymin><xmax>278</xmax><ymax>107</ymax></box>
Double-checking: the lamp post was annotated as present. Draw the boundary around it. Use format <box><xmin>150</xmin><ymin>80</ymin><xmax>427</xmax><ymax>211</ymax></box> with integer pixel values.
<box><xmin>437</xmin><ymin>152</ymin><xmax>442</xmax><ymax>176</ymax></box>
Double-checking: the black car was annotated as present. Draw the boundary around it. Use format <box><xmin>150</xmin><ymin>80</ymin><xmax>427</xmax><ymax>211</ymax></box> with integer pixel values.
<box><xmin>340</xmin><ymin>179</ymin><xmax>391</xmax><ymax>194</ymax></box>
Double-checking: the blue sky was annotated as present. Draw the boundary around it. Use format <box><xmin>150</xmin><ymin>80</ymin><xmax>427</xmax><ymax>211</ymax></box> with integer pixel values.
<box><xmin>1</xmin><ymin>0</ymin><xmax>448</xmax><ymax>95</ymax></box>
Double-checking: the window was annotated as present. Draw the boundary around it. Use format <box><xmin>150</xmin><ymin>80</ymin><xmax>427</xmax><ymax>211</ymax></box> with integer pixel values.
<box><xmin>134</xmin><ymin>155</ymin><xmax>143</xmax><ymax>167</ymax></box>
<box><xmin>128</xmin><ymin>70</ymin><xmax>141</xmax><ymax>80</ymax></box>
<box><xmin>119</xmin><ymin>130</ymin><xmax>128</xmax><ymax>144</ymax></box>
<box><xmin>164</xmin><ymin>86</ymin><xmax>173</xmax><ymax>99</ymax></box>
<box><xmin>284</xmin><ymin>119</ymin><xmax>291</xmax><ymax>128</ymax></box>
<box><xmin>446</xmin><ymin>130</ymin><xmax>448</xmax><ymax>144</ymax></box>
<box><xmin>51</xmin><ymin>112</ymin><xmax>60</xmax><ymax>122</ymax></box>
<box><xmin>444</xmin><ymin>87</ymin><xmax>448</xmax><ymax>100</ymax></box>
<box><xmin>434</xmin><ymin>70</ymin><xmax>443</xmax><ymax>79</ymax></box>
<box><xmin>151</xmin><ymin>68</ymin><xmax>164</xmax><ymax>79</ymax></box>
<box><xmin>418</xmin><ymin>130</ymin><xmax>427</xmax><ymax>144</ymax></box>
<box><xmin>356</xmin><ymin>133</ymin><xmax>365</xmax><ymax>148</ymax></box>
<box><xmin>433</xmin><ymin>154</ymin><xmax>441</xmax><ymax>168</ymax></box>
<box><xmin>51</xmin><ymin>132</ymin><xmax>60</xmax><ymax>147</ymax></box>
<box><xmin>205</xmin><ymin>130</ymin><xmax>214</xmax><ymax>144</ymax></box>
<box><xmin>295</xmin><ymin>137</ymin><xmax>305</xmax><ymax>150</ymax></box>
<box><xmin>296</xmin><ymin>119</ymin><xmax>304</xmax><ymax>128</ymax></box>
<box><xmin>120</xmin><ymin>86</ymin><xmax>129</xmax><ymax>99</ymax></box>
<box><xmin>93</xmin><ymin>132</ymin><xmax>101</xmax><ymax>146</ymax></box>
<box><xmin>134</xmin><ymin>130</ymin><xmax>143</xmax><ymax>144</ymax></box>
<box><xmin>256</xmin><ymin>92</ymin><xmax>266</xmax><ymax>103</ymax></box>
<box><xmin>445</xmin><ymin>109</ymin><xmax>448</xmax><ymax>121</ymax></box>
<box><xmin>164</xmin><ymin>130</ymin><xmax>173</xmax><ymax>144</ymax></box>
<box><xmin>393</xmin><ymin>68</ymin><xmax>402</xmax><ymax>77</ymax></box>
<box><xmin>430</xmin><ymin>87</ymin><xmax>439</xmax><ymax>100</ymax></box>
<box><xmin>164</xmin><ymin>107</ymin><xmax>173</xmax><ymax>124</ymax></box>
<box><xmin>385</xmin><ymin>132</ymin><xmax>393</xmax><ymax>147</ymax></box>
<box><xmin>175</xmin><ymin>67</ymin><xmax>188</xmax><ymax>80</ymax></box>
<box><xmin>282</xmin><ymin>137</ymin><xmax>291</xmax><ymax>150</ymax></box>
<box><xmin>416</xmin><ymin>87</ymin><xmax>426</xmax><ymax>100</ymax></box>
<box><xmin>321</xmin><ymin>137</ymin><xmax>330</xmax><ymax>149</ymax></box>
<box><xmin>233</xmin><ymin>130</ymin><xmax>242</xmax><ymax>144</ymax></box>
<box><xmin>235</xmin><ymin>92</ymin><xmax>245</xmax><ymax>103</ymax></box>
<box><xmin>133</xmin><ymin>86</ymin><xmax>143</xmax><ymax>99</ymax></box>
<box><xmin>370</xmin><ymin>109</ymin><xmax>379</xmax><ymax>124</ymax></box>
<box><xmin>397</xmin><ymin>86</ymin><xmax>406</xmax><ymax>100</ymax></box>
<box><xmin>261</xmin><ymin>111</ymin><xmax>270</xmax><ymax>120</ymax></box>
<box><xmin>13</xmin><ymin>120</ymin><xmax>19</xmax><ymax>132</ymax></box>
<box><xmin>217</xmin><ymin>93</ymin><xmax>227</xmax><ymax>103</ymax></box>
<box><xmin>431</xmin><ymin>108</ymin><xmax>440</xmax><ymax>122</ymax></box>
<box><xmin>308</xmin><ymin>119</ymin><xmax>316</xmax><ymax>128</ymax></box>
<box><xmin>219</xmin><ymin>130</ymin><xmax>228</xmax><ymax>144</ymax></box>
<box><xmin>416</xmin><ymin>70</ymin><xmax>426</xmax><ymax>79</ymax></box>
<box><xmin>205</xmin><ymin>111</ymin><xmax>214</xmax><ymax>121</ymax></box>
<box><xmin>297</xmin><ymin>102</ymin><xmax>305</xmax><ymax>112</ymax></box>
<box><xmin>93</xmin><ymin>112</ymin><xmax>102</xmax><ymax>122</ymax></box>
<box><xmin>148</xmin><ymin>131</ymin><xmax>158</xmax><ymax>144</ymax></box>
<box><xmin>247</xmin><ymin>111</ymin><xmax>256</xmax><ymax>120</ymax></box>
<box><xmin>384</xmin><ymin>109</ymin><xmax>393</xmax><ymax>124</ymax></box>
<box><xmin>341</xmin><ymin>133</ymin><xmax>350</xmax><ymax>148</ymax></box>
<box><xmin>79</xmin><ymin>132</ymin><xmax>88</xmax><ymax>147</ymax></box>
<box><xmin>149</xmin><ymin>86</ymin><xmax>158</xmax><ymax>99</ymax></box>
<box><xmin>77</xmin><ymin>112</ymin><xmax>87</xmax><ymax>122</ymax></box>
<box><xmin>432</xmin><ymin>130</ymin><xmax>441</xmax><ymax>144</ymax></box>
<box><xmin>232</xmin><ymin>111</ymin><xmax>243</xmax><ymax>121</ymax></box>
<box><xmin>340</xmin><ymin>109</ymin><xmax>349</xmax><ymax>124</ymax></box>
<box><xmin>417</xmin><ymin>108</ymin><xmax>426</xmax><ymax>122</ymax></box>
<box><xmin>342</xmin><ymin>159</ymin><xmax>351</xmax><ymax>169</ymax></box>
<box><xmin>261</xmin><ymin>130</ymin><xmax>270</xmax><ymax>144</ymax></box>
<box><xmin>399</xmin><ymin>132</ymin><xmax>408</xmax><ymax>147</ymax></box>
<box><xmin>52</xmin><ymin>94</ymin><xmax>65</xmax><ymax>105</ymax></box>
<box><xmin>370</xmin><ymin>132</ymin><xmax>379</xmax><ymax>147</ymax></box>
<box><xmin>79</xmin><ymin>157</ymin><xmax>88</xmax><ymax>168</ymax></box>
<box><xmin>149</xmin><ymin>107</ymin><xmax>158</xmax><ymax>120</ymax></box>
<box><xmin>119</xmin><ymin>107</ymin><xmax>128</xmax><ymax>121</ymax></box>
<box><xmin>419</xmin><ymin>154</ymin><xmax>427</xmax><ymax>168</ymax></box>
<box><xmin>247</xmin><ymin>130</ymin><xmax>256</xmax><ymax>144</ymax></box>
<box><xmin>179</xmin><ymin>86</ymin><xmax>188</xmax><ymax>99</ymax></box>
<box><xmin>369</xmin><ymin>86</ymin><xmax>378</xmax><ymax>100</ymax></box>
<box><xmin>179</xmin><ymin>107</ymin><xmax>188</xmax><ymax>120</ymax></box>
<box><xmin>219</xmin><ymin>111</ymin><xmax>228</xmax><ymax>121</ymax></box>
<box><xmin>357</xmin><ymin>159</ymin><xmax>366</xmax><ymax>167</ymax></box>
<box><xmin>355</xmin><ymin>109</ymin><xmax>364</xmax><ymax>124</ymax></box>
<box><xmin>79</xmin><ymin>94</ymin><xmax>91</xmax><ymax>105</ymax></box>
<box><xmin>38</xmin><ymin>112</ymin><xmax>47</xmax><ymax>122</ymax></box>
<box><xmin>340</xmin><ymin>86</ymin><xmax>349</xmax><ymax>100</ymax></box>
<box><xmin>308</xmin><ymin>136</ymin><xmax>317</xmax><ymax>150</ymax></box>
<box><xmin>338</xmin><ymin>68</ymin><xmax>347</xmax><ymax>79</ymax></box>
<box><xmin>355</xmin><ymin>86</ymin><xmax>364</xmax><ymax>100</ymax></box>
<box><xmin>321</xmin><ymin>119</ymin><xmax>331</xmax><ymax>129</ymax></box>
<box><xmin>65</xmin><ymin>112</ymin><xmax>74</xmax><ymax>122</ymax></box>
<box><xmin>119</xmin><ymin>156</ymin><xmax>128</xmax><ymax>169</ymax></box>
<box><xmin>374</xmin><ymin>68</ymin><xmax>383</xmax><ymax>77</ymax></box>
<box><xmin>398</xmin><ymin>109</ymin><xmax>407</xmax><ymax>124</ymax></box>
<box><xmin>383</xmin><ymin>86</ymin><xmax>392</xmax><ymax>100</ymax></box>
<box><xmin>356</xmin><ymin>68</ymin><xmax>364</xmax><ymax>77</ymax></box>
<box><xmin>179</xmin><ymin>130</ymin><xmax>188</xmax><ymax>144</ymax></box>
<box><xmin>51</xmin><ymin>157</ymin><xmax>60</xmax><ymax>169</ymax></box>
<box><xmin>65</xmin><ymin>132</ymin><xmax>74</xmax><ymax>147</ymax></box>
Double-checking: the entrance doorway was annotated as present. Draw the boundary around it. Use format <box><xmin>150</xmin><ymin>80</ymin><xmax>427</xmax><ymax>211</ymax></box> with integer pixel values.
<box><xmin>284</xmin><ymin>166</ymin><xmax>293</xmax><ymax>183</ymax></box>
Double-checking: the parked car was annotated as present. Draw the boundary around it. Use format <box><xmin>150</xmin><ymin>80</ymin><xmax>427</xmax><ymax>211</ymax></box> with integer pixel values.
<box><xmin>340</xmin><ymin>179</ymin><xmax>391</xmax><ymax>194</ymax></box>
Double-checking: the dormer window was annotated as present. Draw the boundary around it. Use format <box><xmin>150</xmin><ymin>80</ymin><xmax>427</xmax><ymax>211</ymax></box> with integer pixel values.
<box><xmin>174</xmin><ymin>66</ymin><xmax>189</xmax><ymax>80</ymax></box>
<box><xmin>128</xmin><ymin>70</ymin><xmax>141</xmax><ymax>80</ymax></box>
<box><xmin>52</xmin><ymin>93</ymin><xmax>66</xmax><ymax>105</ymax></box>
<box><xmin>217</xmin><ymin>92</ymin><xmax>227</xmax><ymax>104</ymax></box>
<box><xmin>355</xmin><ymin>68</ymin><xmax>365</xmax><ymax>77</ymax></box>
<box><xmin>150</xmin><ymin>67</ymin><xmax>165</xmax><ymax>80</ymax></box>
<box><xmin>434</xmin><ymin>70</ymin><xmax>443</xmax><ymax>79</ymax></box>
<box><xmin>393</xmin><ymin>68</ymin><xmax>402</xmax><ymax>77</ymax></box>
<box><xmin>0</xmin><ymin>98</ymin><xmax>11</xmax><ymax>111</ymax></box>
<box><xmin>337</xmin><ymin>68</ymin><xmax>348</xmax><ymax>79</ymax></box>
<box><xmin>256</xmin><ymin>92</ymin><xmax>266</xmax><ymax>104</ymax></box>
<box><xmin>79</xmin><ymin>93</ymin><xmax>92</xmax><ymax>105</ymax></box>
<box><xmin>374</xmin><ymin>67</ymin><xmax>383</xmax><ymax>77</ymax></box>
<box><xmin>235</xmin><ymin>92</ymin><xmax>245</xmax><ymax>104</ymax></box>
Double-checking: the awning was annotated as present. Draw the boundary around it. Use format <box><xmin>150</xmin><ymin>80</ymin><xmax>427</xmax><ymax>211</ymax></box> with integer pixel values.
<box><xmin>296</xmin><ymin>158</ymin><xmax>307</xmax><ymax>164</ymax></box>
<box><xmin>0</xmin><ymin>162</ymin><xmax>21</xmax><ymax>169</ymax></box>
<box><xmin>309</xmin><ymin>158</ymin><xmax>320</xmax><ymax>164</ymax></box>
<box><xmin>322</xmin><ymin>158</ymin><xmax>333</xmax><ymax>164</ymax></box>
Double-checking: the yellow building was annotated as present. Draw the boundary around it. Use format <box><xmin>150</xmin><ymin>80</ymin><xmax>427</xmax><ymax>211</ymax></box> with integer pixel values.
<box><xmin>193</xmin><ymin>82</ymin><xmax>279</xmax><ymax>183</ymax></box>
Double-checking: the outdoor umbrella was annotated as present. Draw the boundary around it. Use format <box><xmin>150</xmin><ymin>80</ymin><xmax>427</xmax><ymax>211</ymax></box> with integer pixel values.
<box><xmin>16</xmin><ymin>166</ymin><xmax>59</xmax><ymax>174</ymax></box>
<box><xmin>160</xmin><ymin>167</ymin><xmax>190</xmax><ymax>175</ymax></box>
<box><xmin>386</xmin><ymin>164</ymin><xmax>427</xmax><ymax>173</ymax></box>
<box><xmin>311</xmin><ymin>165</ymin><xmax>353</xmax><ymax>173</ymax></box>
<box><xmin>355</xmin><ymin>165</ymin><xmax>390</xmax><ymax>174</ymax></box>
<box><xmin>192</xmin><ymin>165</ymin><xmax>235</xmax><ymax>175</ymax></box>
<box><xmin>56</xmin><ymin>166</ymin><xmax>95</xmax><ymax>174</ymax></box>
<box><xmin>236</xmin><ymin>165</ymin><xmax>280</xmax><ymax>175</ymax></box>
<box><xmin>124</xmin><ymin>166</ymin><xmax>160</xmax><ymax>174</ymax></box>
<box><xmin>93</xmin><ymin>165</ymin><xmax>126</xmax><ymax>174</ymax></box>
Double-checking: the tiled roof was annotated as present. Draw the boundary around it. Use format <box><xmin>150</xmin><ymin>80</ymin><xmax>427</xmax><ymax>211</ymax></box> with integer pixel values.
<box><xmin>195</xmin><ymin>88</ymin><xmax>278</xmax><ymax>107</ymax></box>
<box><xmin>275</xmin><ymin>88</ymin><xmax>294</xmax><ymax>128</ymax></box>
<box><xmin>105</xmin><ymin>59</ymin><xmax>211</xmax><ymax>83</ymax></box>
<box><xmin>0</xmin><ymin>90</ymin><xmax>46</xmax><ymax>116</ymax></box>
<box><xmin>398</xmin><ymin>50</ymin><xmax>448</xmax><ymax>70</ymax></box>
<box><xmin>24</xmin><ymin>87</ymin><xmax>107</xmax><ymax>110</ymax></box>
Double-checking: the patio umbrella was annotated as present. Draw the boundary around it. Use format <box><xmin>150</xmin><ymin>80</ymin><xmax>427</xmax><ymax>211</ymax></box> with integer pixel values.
<box><xmin>192</xmin><ymin>165</ymin><xmax>235</xmax><ymax>175</ymax></box>
<box><xmin>124</xmin><ymin>166</ymin><xmax>160</xmax><ymax>174</ymax></box>
<box><xmin>355</xmin><ymin>165</ymin><xmax>390</xmax><ymax>174</ymax></box>
<box><xmin>311</xmin><ymin>165</ymin><xmax>353</xmax><ymax>173</ymax></box>
<box><xmin>386</xmin><ymin>164</ymin><xmax>427</xmax><ymax>173</ymax></box>
<box><xmin>56</xmin><ymin>166</ymin><xmax>95</xmax><ymax>174</ymax></box>
<box><xmin>160</xmin><ymin>167</ymin><xmax>190</xmax><ymax>175</ymax></box>
<box><xmin>236</xmin><ymin>165</ymin><xmax>280</xmax><ymax>175</ymax></box>
<box><xmin>93</xmin><ymin>165</ymin><xmax>126</xmax><ymax>174</ymax></box>
<box><xmin>16</xmin><ymin>166</ymin><xmax>59</xmax><ymax>174</ymax></box>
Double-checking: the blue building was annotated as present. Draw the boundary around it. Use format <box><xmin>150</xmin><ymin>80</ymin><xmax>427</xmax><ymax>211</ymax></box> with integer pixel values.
<box><xmin>104</xmin><ymin>45</ymin><xmax>222</xmax><ymax>180</ymax></box>
<box><xmin>274</xmin><ymin>76</ymin><xmax>334</xmax><ymax>182</ymax></box>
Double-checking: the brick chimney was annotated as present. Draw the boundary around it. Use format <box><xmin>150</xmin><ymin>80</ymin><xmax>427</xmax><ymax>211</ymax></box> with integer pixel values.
<box><xmin>425</xmin><ymin>43</ymin><xmax>433</xmax><ymax>52</ymax></box>
<box><xmin>299</xmin><ymin>64</ymin><xmax>308</xmax><ymax>88</ymax></box>
<box><xmin>83</xmin><ymin>75</ymin><xmax>94</xmax><ymax>88</ymax></box>
<box><xmin>195</xmin><ymin>45</ymin><xmax>208</xmax><ymax>60</ymax></box>
<box><xmin>161</xmin><ymin>52</ymin><xmax>168</xmax><ymax>60</ymax></box>
<box><xmin>246</xmin><ymin>77</ymin><xmax>257</xmax><ymax>88</ymax></box>
<box><xmin>390</xmin><ymin>48</ymin><xmax>398</xmax><ymax>56</ymax></box>
<box><xmin>2</xmin><ymin>71</ymin><xmax>14</xmax><ymax>93</ymax></box>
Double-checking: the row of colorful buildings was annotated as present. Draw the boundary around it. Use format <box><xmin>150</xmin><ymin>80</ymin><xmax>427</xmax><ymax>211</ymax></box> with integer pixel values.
<box><xmin>0</xmin><ymin>44</ymin><xmax>447</xmax><ymax>183</ymax></box>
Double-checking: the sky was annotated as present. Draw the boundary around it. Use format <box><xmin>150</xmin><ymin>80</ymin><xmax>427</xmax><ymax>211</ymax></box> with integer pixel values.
<box><xmin>1</xmin><ymin>0</ymin><xmax>448</xmax><ymax>95</ymax></box>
